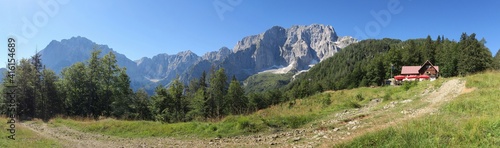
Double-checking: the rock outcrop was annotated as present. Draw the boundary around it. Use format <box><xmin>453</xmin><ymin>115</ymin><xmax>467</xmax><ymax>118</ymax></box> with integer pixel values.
<box><xmin>188</xmin><ymin>24</ymin><xmax>357</xmax><ymax>81</ymax></box>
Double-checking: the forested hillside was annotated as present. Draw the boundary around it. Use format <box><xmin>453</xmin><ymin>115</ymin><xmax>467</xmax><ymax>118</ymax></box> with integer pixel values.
<box><xmin>1</xmin><ymin>48</ymin><xmax>283</xmax><ymax>122</ymax></box>
<box><xmin>0</xmin><ymin>33</ymin><xmax>495</xmax><ymax>124</ymax></box>
<box><xmin>1</xmin><ymin>50</ymin><xmax>135</xmax><ymax>121</ymax></box>
<box><xmin>287</xmin><ymin>33</ymin><xmax>493</xmax><ymax>99</ymax></box>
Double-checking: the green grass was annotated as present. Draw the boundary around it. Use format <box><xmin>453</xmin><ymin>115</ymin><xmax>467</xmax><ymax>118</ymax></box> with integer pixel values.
<box><xmin>51</xmin><ymin>76</ymin><xmax>437</xmax><ymax>139</ymax></box>
<box><xmin>0</xmin><ymin>118</ymin><xmax>62</xmax><ymax>148</ymax></box>
<box><xmin>336</xmin><ymin>71</ymin><xmax>500</xmax><ymax>147</ymax></box>
<box><xmin>243</xmin><ymin>72</ymin><xmax>293</xmax><ymax>93</ymax></box>
<box><xmin>51</xmin><ymin>110</ymin><xmax>319</xmax><ymax>139</ymax></box>
<box><xmin>8</xmin><ymin>72</ymin><xmax>497</xmax><ymax>147</ymax></box>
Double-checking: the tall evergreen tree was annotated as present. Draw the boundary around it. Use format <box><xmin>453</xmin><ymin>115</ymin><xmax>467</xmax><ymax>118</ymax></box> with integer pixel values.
<box><xmin>168</xmin><ymin>78</ymin><xmax>188</xmax><ymax>122</ymax></box>
<box><xmin>16</xmin><ymin>59</ymin><xmax>36</xmax><ymax>119</ymax></box>
<box><xmin>111</xmin><ymin>69</ymin><xmax>134</xmax><ymax>119</ymax></box>
<box><xmin>199</xmin><ymin>71</ymin><xmax>209</xmax><ymax>118</ymax></box>
<box><xmin>365</xmin><ymin>57</ymin><xmax>386</xmax><ymax>86</ymax></box>
<box><xmin>151</xmin><ymin>85</ymin><xmax>170</xmax><ymax>122</ymax></box>
<box><xmin>30</xmin><ymin>53</ymin><xmax>45</xmax><ymax>119</ymax></box>
<box><xmin>131</xmin><ymin>89</ymin><xmax>153</xmax><ymax>120</ymax></box>
<box><xmin>187</xmin><ymin>87</ymin><xmax>207</xmax><ymax>120</ymax></box>
<box><xmin>101</xmin><ymin>52</ymin><xmax>120</xmax><ymax>117</ymax></box>
<box><xmin>423</xmin><ymin>35</ymin><xmax>435</xmax><ymax>63</ymax></box>
<box><xmin>87</xmin><ymin>49</ymin><xmax>103</xmax><ymax>118</ymax></box>
<box><xmin>41</xmin><ymin>68</ymin><xmax>62</xmax><ymax>120</ymax></box>
<box><xmin>435</xmin><ymin>39</ymin><xmax>459</xmax><ymax>77</ymax></box>
<box><xmin>401</xmin><ymin>40</ymin><xmax>421</xmax><ymax>65</ymax></box>
<box><xmin>436</xmin><ymin>35</ymin><xmax>442</xmax><ymax>44</ymax></box>
<box><xmin>226</xmin><ymin>76</ymin><xmax>247</xmax><ymax>115</ymax></box>
<box><xmin>207</xmin><ymin>68</ymin><xmax>228</xmax><ymax>118</ymax></box>
<box><xmin>60</xmin><ymin>62</ymin><xmax>89</xmax><ymax>116</ymax></box>
<box><xmin>457</xmin><ymin>33</ymin><xmax>493</xmax><ymax>75</ymax></box>
<box><xmin>187</xmin><ymin>71</ymin><xmax>209</xmax><ymax>120</ymax></box>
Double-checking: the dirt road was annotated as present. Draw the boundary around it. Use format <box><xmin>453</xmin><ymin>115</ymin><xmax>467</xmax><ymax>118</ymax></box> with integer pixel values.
<box><xmin>21</xmin><ymin>79</ymin><xmax>466</xmax><ymax>148</ymax></box>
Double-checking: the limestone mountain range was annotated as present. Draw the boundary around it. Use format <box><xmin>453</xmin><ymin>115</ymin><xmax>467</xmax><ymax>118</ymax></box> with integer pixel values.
<box><xmin>14</xmin><ymin>24</ymin><xmax>357</xmax><ymax>91</ymax></box>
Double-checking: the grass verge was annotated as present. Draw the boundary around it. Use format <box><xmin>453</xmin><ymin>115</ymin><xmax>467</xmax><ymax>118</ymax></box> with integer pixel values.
<box><xmin>0</xmin><ymin>118</ymin><xmax>62</xmax><ymax>148</ymax></box>
<box><xmin>335</xmin><ymin>72</ymin><xmax>500</xmax><ymax>147</ymax></box>
<box><xmin>51</xmin><ymin>77</ymin><xmax>433</xmax><ymax>139</ymax></box>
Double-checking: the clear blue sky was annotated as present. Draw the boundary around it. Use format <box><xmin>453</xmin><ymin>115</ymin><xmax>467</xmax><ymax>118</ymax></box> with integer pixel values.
<box><xmin>1</xmin><ymin>0</ymin><xmax>499</xmax><ymax>67</ymax></box>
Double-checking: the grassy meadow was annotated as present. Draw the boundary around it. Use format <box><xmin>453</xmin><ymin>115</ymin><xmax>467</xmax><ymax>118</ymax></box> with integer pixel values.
<box><xmin>0</xmin><ymin>118</ymin><xmax>61</xmax><ymax>148</ymax></box>
<box><xmin>336</xmin><ymin>71</ymin><xmax>500</xmax><ymax>147</ymax></box>
<box><xmin>48</xmin><ymin>72</ymin><xmax>439</xmax><ymax>139</ymax></box>
<box><xmin>2</xmin><ymin>71</ymin><xmax>498</xmax><ymax>147</ymax></box>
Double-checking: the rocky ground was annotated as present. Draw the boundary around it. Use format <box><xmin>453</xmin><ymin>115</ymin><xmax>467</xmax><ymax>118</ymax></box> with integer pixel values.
<box><xmin>21</xmin><ymin>79</ymin><xmax>466</xmax><ymax>148</ymax></box>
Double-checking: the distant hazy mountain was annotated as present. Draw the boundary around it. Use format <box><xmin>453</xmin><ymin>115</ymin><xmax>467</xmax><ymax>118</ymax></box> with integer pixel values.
<box><xmin>34</xmin><ymin>24</ymin><xmax>356</xmax><ymax>92</ymax></box>
<box><xmin>38</xmin><ymin>36</ymin><xmax>146</xmax><ymax>89</ymax></box>
<box><xmin>40</xmin><ymin>36</ymin><xmax>138</xmax><ymax>75</ymax></box>
<box><xmin>178</xmin><ymin>47</ymin><xmax>232</xmax><ymax>83</ymax></box>
<box><xmin>135</xmin><ymin>50</ymin><xmax>200</xmax><ymax>83</ymax></box>
<box><xmin>202</xmin><ymin>47</ymin><xmax>232</xmax><ymax>62</ymax></box>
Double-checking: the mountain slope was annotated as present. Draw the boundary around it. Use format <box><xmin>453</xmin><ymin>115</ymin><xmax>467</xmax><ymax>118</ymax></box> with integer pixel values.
<box><xmin>287</xmin><ymin>34</ymin><xmax>493</xmax><ymax>99</ymax></box>
<box><xmin>336</xmin><ymin>72</ymin><xmax>500</xmax><ymax>147</ymax></box>
<box><xmin>40</xmin><ymin>36</ymin><xmax>138</xmax><ymax>75</ymax></box>
<box><xmin>177</xmin><ymin>47</ymin><xmax>231</xmax><ymax>84</ymax></box>
<box><xmin>136</xmin><ymin>50</ymin><xmax>200</xmax><ymax>83</ymax></box>
<box><xmin>18</xmin><ymin>71</ymin><xmax>500</xmax><ymax>147</ymax></box>
<box><xmin>36</xmin><ymin>24</ymin><xmax>356</xmax><ymax>91</ymax></box>
<box><xmin>186</xmin><ymin>24</ymin><xmax>356</xmax><ymax>82</ymax></box>
<box><xmin>39</xmin><ymin>36</ymin><xmax>146</xmax><ymax>89</ymax></box>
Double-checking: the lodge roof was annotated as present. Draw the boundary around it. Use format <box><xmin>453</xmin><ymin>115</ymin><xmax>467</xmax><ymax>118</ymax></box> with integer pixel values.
<box><xmin>401</xmin><ymin>60</ymin><xmax>439</xmax><ymax>75</ymax></box>
<box><xmin>401</xmin><ymin>66</ymin><xmax>421</xmax><ymax>75</ymax></box>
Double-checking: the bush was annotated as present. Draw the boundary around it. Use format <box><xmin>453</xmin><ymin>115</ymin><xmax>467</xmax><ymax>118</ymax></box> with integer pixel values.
<box><xmin>340</xmin><ymin>100</ymin><xmax>362</xmax><ymax>109</ymax></box>
<box><xmin>402</xmin><ymin>81</ymin><xmax>418</xmax><ymax>91</ymax></box>
<box><xmin>349</xmin><ymin>101</ymin><xmax>362</xmax><ymax>108</ymax></box>
<box><xmin>284</xmin><ymin>116</ymin><xmax>313</xmax><ymax>128</ymax></box>
<box><xmin>356</xmin><ymin>93</ymin><xmax>364</xmax><ymax>101</ymax></box>
<box><xmin>236</xmin><ymin>117</ymin><xmax>258</xmax><ymax>133</ymax></box>
<box><xmin>322</xmin><ymin>94</ymin><xmax>332</xmax><ymax>107</ymax></box>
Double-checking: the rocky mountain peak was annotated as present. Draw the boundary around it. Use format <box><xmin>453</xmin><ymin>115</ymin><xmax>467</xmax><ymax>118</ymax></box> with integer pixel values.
<box><xmin>39</xmin><ymin>36</ymin><xmax>140</xmax><ymax>85</ymax></box>
<box><xmin>35</xmin><ymin>24</ymin><xmax>355</xmax><ymax>93</ymax></box>
<box><xmin>61</xmin><ymin>36</ymin><xmax>91</xmax><ymax>43</ymax></box>
<box><xmin>177</xmin><ymin>50</ymin><xmax>194</xmax><ymax>56</ymax></box>
<box><xmin>202</xmin><ymin>47</ymin><xmax>231</xmax><ymax>62</ymax></box>
<box><xmin>213</xmin><ymin>24</ymin><xmax>356</xmax><ymax>81</ymax></box>
<box><xmin>176</xmin><ymin>50</ymin><xmax>199</xmax><ymax>61</ymax></box>
<box><xmin>264</xmin><ymin>26</ymin><xmax>286</xmax><ymax>37</ymax></box>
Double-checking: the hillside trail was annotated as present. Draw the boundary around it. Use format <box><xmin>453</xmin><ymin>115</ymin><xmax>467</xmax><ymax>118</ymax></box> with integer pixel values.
<box><xmin>20</xmin><ymin>79</ymin><xmax>467</xmax><ymax>148</ymax></box>
<box><xmin>20</xmin><ymin>120</ymin><xmax>204</xmax><ymax>148</ymax></box>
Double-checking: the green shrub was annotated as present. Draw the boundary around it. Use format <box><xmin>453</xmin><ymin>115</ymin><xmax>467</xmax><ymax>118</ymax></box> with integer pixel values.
<box><xmin>402</xmin><ymin>81</ymin><xmax>418</xmax><ymax>91</ymax></box>
<box><xmin>321</xmin><ymin>94</ymin><xmax>332</xmax><ymax>107</ymax></box>
<box><xmin>236</xmin><ymin>117</ymin><xmax>258</xmax><ymax>133</ymax></box>
<box><xmin>355</xmin><ymin>93</ymin><xmax>364</xmax><ymax>101</ymax></box>
<box><xmin>350</xmin><ymin>101</ymin><xmax>362</xmax><ymax>108</ymax></box>
<box><xmin>284</xmin><ymin>116</ymin><xmax>313</xmax><ymax>128</ymax></box>
<box><xmin>341</xmin><ymin>100</ymin><xmax>362</xmax><ymax>109</ymax></box>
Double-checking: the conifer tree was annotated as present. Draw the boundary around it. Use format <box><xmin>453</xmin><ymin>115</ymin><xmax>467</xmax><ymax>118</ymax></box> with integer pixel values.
<box><xmin>226</xmin><ymin>75</ymin><xmax>246</xmax><ymax>115</ymax></box>
<box><xmin>207</xmin><ymin>68</ymin><xmax>228</xmax><ymax>118</ymax></box>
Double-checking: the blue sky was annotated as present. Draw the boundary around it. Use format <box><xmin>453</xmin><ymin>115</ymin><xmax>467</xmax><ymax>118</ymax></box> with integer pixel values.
<box><xmin>1</xmin><ymin>0</ymin><xmax>499</xmax><ymax>67</ymax></box>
